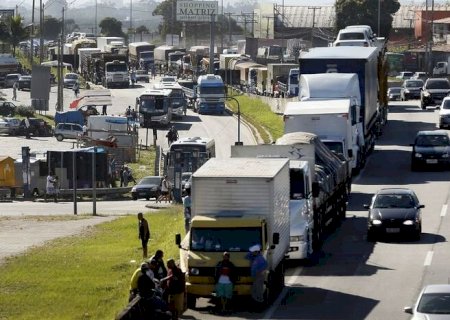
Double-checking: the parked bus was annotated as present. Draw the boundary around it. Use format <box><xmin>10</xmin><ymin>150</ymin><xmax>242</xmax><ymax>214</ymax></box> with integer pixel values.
<box><xmin>136</xmin><ymin>88</ymin><xmax>172</xmax><ymax>127</ymax></box>
<box><xmin>164</xmin><ymin>136</ymin><xmax>215</xmax><ymax>181</ymax></box>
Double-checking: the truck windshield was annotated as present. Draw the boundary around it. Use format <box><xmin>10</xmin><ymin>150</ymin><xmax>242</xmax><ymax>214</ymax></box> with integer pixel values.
<box><xmin>140</xmin><ymin>96</ymin><xmax>165</xmax><ymax>111</ymax></box>
<box><xmin>323</xmin><ymin>141</ymin><xmax>344</xmax><ymax>156</ymax></box>
<box><xmin>289</xmin><ymin>73</ymin><xmax>299</xmax><ymax>85</ymax></box>
<box><xmin>169</xmin><ymin>89</ymin><xmax>185</xmax><ymax>106</ymax></box>
<box><xmin>106</xmin><ymin>64</ymin><xmax>127</xmax><ymax>72</ymax></box>
<box><xmin>199</xmin><ymin>86</ymin><xmax>224</xmax><ymax>95</ymax></box>
<box><xmin>141</xmin><ymin>52</ymin><xmax>153</xmax><ymax>59</ymax></box>
<box><xmin>290</xmin><ymin>169</ymin><xmax>305</xmax><ymax>200</ymax></box>
<box><xmin>190</xmin><ymin>227</ymin><xmax>261</xmax><ymax>252</ymax></box>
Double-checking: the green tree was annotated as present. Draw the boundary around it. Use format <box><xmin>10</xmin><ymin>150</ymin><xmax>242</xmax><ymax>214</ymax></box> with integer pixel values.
<box><xmin>64</xmin><ymin>19</ymin><xmax>80</xmax><ymax>35</ymax></box>
<box><xmin>41</xmin><ymin>16</ymin><xmax>62</xmax><ymax>40</ymax></box>
<box><xmin>99</xmin><ymin>17</ymin><xmax>125</xmax><ymax>37</ymax></box>
<box><xmin>152</xmin><ymin>0</ymin><xmax>181</xmax><ymax>37</ymax></box>
<box><xmin>335</xmin><ymin>0</ymin><xmax>400</xmax><ymax>37</ymax></box>
<box><xmin>6</xmin><ymin>15</ymin><xmax>28</xmax><ymax>56</ymax></box>
<box><xmin>135</xmin><ymin>25</ymin><xmax>149</xmax><ymax>34</ymax></box>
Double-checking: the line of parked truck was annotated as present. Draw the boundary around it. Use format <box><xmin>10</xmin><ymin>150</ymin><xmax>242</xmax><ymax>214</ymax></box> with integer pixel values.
<box><xmin>175</xmin><ymin>26</ymin><xmax>389</xmax><ymax>308</ymax></box>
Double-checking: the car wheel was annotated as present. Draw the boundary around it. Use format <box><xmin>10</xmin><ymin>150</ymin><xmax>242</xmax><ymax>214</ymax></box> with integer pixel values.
<box><xmin>404</xmin><ymin>95</ymin><xmax>408</xmax><ymax>101</ymax></box>
<box><xmin>411</xmin><ymin>160</ymin><xmax>419</xmax><ymax>171</ymax></box>
<box><xmin>413</xmin><ymin>225</ymin><xmax>421</xmax><ymax>241</ymax></box>
<box><xmin>146</xmin><ymin>197</ymin><xmax>150</xmax><ymax>201</ymax></box>
<box><xmin>56</xmin><ymin>134</ymin><xmax>64</xmax><ymax>141</ymax></box>
<box><xmin>132</xmin><ymin>195</ymin><xmax>138</xmax><ymax>200</ymax></box>
<box><xmin>367</xmin><ymin>230</ymin><xmax>376</xmax><ymax>242</ymax></box>
<box><xmin>421</xmin><ymin>100</ymin><xmax>426</xmax><ymax>110</ymax></box>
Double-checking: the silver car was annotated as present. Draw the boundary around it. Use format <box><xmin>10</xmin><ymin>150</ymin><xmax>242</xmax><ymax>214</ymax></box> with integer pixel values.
<box><xmin>54</xmin><ymin>123</ymin><xmax>83</xmax><ymax>141</ymax></box>
<box><xmin>0</xmin><ymin>118</ymin><xmax>10</xmax><ymax>134</ymax></box>
<box><xmin>4</xmin><ymin>73</ymin><xmax>21</xmax><ymax>88</ymax></box>
<box><xmin>404</xmin><ymin>284</ymin><xmax>450</xmax><ymax>318</ymax></box>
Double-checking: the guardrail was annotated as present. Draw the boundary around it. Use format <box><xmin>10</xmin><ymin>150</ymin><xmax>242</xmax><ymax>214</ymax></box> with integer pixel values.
<box><xmin>58</xmin><ymin>187</ymin><xmax>132</xmax><ymax>197</ymax></box>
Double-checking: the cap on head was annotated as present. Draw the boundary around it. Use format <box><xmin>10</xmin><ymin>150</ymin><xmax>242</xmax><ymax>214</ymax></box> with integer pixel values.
<box><xmin>223</xmin><ymin>251</ymin><xmax>230</xmax><ymax>257</ymax></box>
<box><xmin>249</xmin><ymin>244</ymin><xmax>261</xmax><ymax>253</ymax></box>
<box><xmin>140</xmin><ymin>262</ymin><xmax>149</xmax><ymax>271</ymax></box>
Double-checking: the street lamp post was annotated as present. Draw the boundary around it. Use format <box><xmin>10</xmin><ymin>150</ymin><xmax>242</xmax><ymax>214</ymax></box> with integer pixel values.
<box><xmin>226</xmin><ymin>96</ymin><xmax>242</xmax><ymax>145</ymax></box>
<box><xmin>377</xmin><ymin>0</ymin><xmax>381</xmax><ymax>36</ymax></box>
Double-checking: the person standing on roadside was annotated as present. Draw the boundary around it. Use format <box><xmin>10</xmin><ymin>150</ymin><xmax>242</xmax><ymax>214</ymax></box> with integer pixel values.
<box><xmin>24</xmin><ymin>116</ymin><xmax>31</xmax><ymax>139</ymax></box>
<box><xmin>245</xmin><ymin>244</ymin><xmax>267</xmax><ymax>311</ymax></box>
<box><xmin>215</xmin><ymin>252</ymin><xmax>236</xmax><ymax>314</ymax></box>
<box><xmin>138</xmin><ymin>212</ymin><xmax>150</xmax><ymax>259</ymax></box>
<box><xmin>45</xmin><ymin>172</ymin><xmax>57</xmax><ymax>203</ymax></box>
<box><xmin>73</xmin><ymin>81</ymin><xmax>80</xmax><ymax>97</ymax></box>
<box><xmin>12</xmin><ymin>81</ymin><xmax>18</xmax><ymax>101</ymax></box>
<box><xmin>183</xmin><ymin>188</ymin><xmax>192</xmax><ymax>233</ymax></box>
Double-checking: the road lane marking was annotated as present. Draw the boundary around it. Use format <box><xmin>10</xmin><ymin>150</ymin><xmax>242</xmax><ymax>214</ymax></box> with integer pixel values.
<box><xmin>441</xmin><ymin>204</ymin><xmax>448</xmax><ymax>217</ymax></box>
<box><xmin>424</xmin><ymin>251</ymin><xmax>433</xmax><ymax>266</ymax></box>
<box><xmin>264</xmin><ymin>265</ymin><xmax>303</xmax><ymax>319</ymax></box>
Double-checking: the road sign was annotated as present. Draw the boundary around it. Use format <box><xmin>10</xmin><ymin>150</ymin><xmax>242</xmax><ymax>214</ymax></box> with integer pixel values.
<box><xmin>176</xmin><ymin>1</ymin><xmax>218</xmax><ymax>22</ymax></box>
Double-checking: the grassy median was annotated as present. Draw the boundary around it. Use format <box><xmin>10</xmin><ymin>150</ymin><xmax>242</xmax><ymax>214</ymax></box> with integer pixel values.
<box><xmin>226</xmin><ymin>94</ymin><xmax>284</xmax><ymax>143</ymax></box>
<box><xmin>0</xmin><ymin>207</ymin><xmax>184</xmax><ymax>320</ymax></box>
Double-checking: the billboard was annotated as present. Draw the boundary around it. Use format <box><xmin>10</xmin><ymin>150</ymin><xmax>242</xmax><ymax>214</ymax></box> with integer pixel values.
<box><xmin>0</xmin><ymin>9</ymin><xmax>14</xmax><ymax>24</ymax></box>
<box><xmin>176</xmin><ymin>1</ymin><xmax>218</xmax><ymax>22</ymax></box>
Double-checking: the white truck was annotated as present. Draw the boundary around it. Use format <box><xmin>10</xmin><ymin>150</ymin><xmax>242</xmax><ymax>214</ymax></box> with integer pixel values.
<box><xmin>433</xmin><ymin>57</ymin><xmax>450</xmax><ymax>76</ymax></box>
<box><xmin>194</xmin><ymin>74</ymin><xmax>226</xmax><ymax>114</ymax></box>
<box><xmin>96</xmin><ymin>36</ymin><xmax>125</xmax><ymax>52</ymax></box>
<box><xmin>286</xmin><ymin>73</ymin><xmax>365</xmax><ymax>174</ymax></box>
<box><xmin>231</xmin><ymin>132</ymin><xmax>351</xmax><ymax>260</ymax></box>
<box><xmin>265</xmin><ymin>63</ymin><xmax>298</xmax><ymax>96</ymax></box>
<box><xmin>176</xmin><ymin>157</ymin><xmax>290</xmax><ymax>308</ymax></box>
<box><xmin>128</xmin><ymin>42</ymin><xmax>155</xmax><ymax>70</ymax></box>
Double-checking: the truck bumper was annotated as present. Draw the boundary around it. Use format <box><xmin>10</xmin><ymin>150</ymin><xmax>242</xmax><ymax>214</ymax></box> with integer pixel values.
<box><xmin>187</xmin><ymin>283</ymin><xmax>252</xmax><ymax>298</ymax></box>
<box><xmin>285</xmin><ymin>241</ymin><xmax>308</xmax><ymax>260</ymax></box>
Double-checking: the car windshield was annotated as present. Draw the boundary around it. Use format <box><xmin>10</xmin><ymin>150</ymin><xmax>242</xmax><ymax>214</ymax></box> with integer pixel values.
<box><xmin>402</xmin><ymin>72</ymin><xmax>413</xmax><ymax>77</ymax></box>
<box><xmin>190</xmin><ymin>227</ymin><xmax>261</xmax><ymax>252</ymax></box>
<box><xmin>373</xmin><ymin>194</ymin><xmax>416</xmax><ymax>209</ymax></box>
<box><xmin>65</xmin><ymin>74</ymin><xmax>78</xmax><ymax>79</ymax></box>
<box><xmin>406</xmin><ymin>81</ymin><xmax>423</xmax><ymax>87</ymax></box>
<box><xmin>416</xmin><ymin>134</ymin><xmax>450</xmax><ymax>147</ymax></box>
<box><xmin>417</xmin><ymin>292</ymin><xmax>450</xmax><ymax>314</ymax></box>
<box><xmin>340</xmin><ymin>32</ymin><xmax>365</xmax><ymax>40</ymax></box>
<box><xmin>389</xmin><ymin>88</ymin><xmax>401</xmax><ymax>94</ymax></box>
<box><xmin>20</xmin><ymin>76</ymin><xmax>31</xmax><ymax>80</ymax></box>
<box><xmin>426</xmin><ymin>80</ymin><xmax>450</xmax><ymax>89</ymax></box>
<box><xmin>139</xmin><ymin>177</ymin><xmax>161</xmax><ymax>185</ymax></box>
<box><xmin>442</xmin><ymin>100</ymin><xmax>450</xmax><ymax>109</ymax></box>
<box><xmin>161</xmin><ymin>77</ymin><xmax>176</xmax><ymax>83</ymax></box>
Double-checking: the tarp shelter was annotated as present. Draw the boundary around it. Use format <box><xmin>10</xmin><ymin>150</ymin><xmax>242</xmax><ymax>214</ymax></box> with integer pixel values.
<box><xmin>70</xmin><ymin>89</ymin><xmax>112</xmax><ymax>109</ymax></box>
<box><xmin>0</xmin><ymin>156</ymin><xmax>15</xmax><ymax>187</ymax></box>
<box><xmin>41</xmin><ymin>60</ymin><xmax>73</xmax><ymax>69</ymax></box>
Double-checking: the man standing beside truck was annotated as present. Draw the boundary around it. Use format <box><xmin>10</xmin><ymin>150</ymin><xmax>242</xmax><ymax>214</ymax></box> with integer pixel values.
<box><xmin>246</xmin><ymin>244</ymin><xmax>267</xmax><ymax>310</ymax></box>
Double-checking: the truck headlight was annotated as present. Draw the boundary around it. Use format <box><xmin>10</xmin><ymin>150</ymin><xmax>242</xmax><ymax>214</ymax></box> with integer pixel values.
<box><xmin>189</xmin><ymin>268</ymin><xmax>199</xmax><ymax>275</ymax></box>
<box><xmin>423</xmin><ymin>91</ymin><xmax>430</xmax><ymax>97</ymax></box>
<box><xmin>131</xmin><ymin>187</ymin><xmax>136</xmax><ymax>192</ymax></box>
<box><xmin>404</xmin><ymin>89</ymin><xmax>410</xmax><ymax>93</ymax></box>
<box><xmin>442</xmin><ymin>153</ymin><xmax>449</xmax><ymax>158</ymax></box>
<box><xmin>290</xmin><ymin>235</ymin><xmax>304</xmax><ymax>242</ymax></box>
<box><xmin>415</xmin><ymin>153</ymin><xmax>422</xmax><ymax>158</ymax></box>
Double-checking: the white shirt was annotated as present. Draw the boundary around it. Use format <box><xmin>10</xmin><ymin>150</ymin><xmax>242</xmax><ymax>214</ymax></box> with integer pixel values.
<box><xmin>46</xmin><ymin>175</ymin><xmax>55</xmax><ymax>190</ymax></box>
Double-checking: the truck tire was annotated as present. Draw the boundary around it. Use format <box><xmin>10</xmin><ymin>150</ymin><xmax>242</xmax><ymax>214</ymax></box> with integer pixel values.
<box><xmin>186</xmin><ymin>294</ymin><xmax>196</xmax><ymax>309</ymax></box>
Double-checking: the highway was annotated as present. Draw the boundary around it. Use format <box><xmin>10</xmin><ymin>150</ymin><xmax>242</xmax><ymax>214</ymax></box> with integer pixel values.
<box><xmin>183</xmin><ymin>99</ymin><xmax>450</xmax><ymax>319</ymax></box>
<box><xmin>3</xmin><ymin>82</ymin><xmax>450</xmax><ymax>319</ymax></box>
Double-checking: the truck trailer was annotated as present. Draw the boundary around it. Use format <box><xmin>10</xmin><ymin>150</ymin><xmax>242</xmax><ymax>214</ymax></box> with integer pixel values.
<box><xmin>128</xmin><ymin>42</ymin><xmax>155</xmax><ymax>70</ymax></box>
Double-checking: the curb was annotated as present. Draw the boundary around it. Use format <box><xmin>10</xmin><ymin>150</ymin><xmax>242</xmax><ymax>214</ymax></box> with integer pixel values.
<box><xmin>224</xmin><ymin>105</ymin><xmax>262</xmax><ymax>145</ymax></box>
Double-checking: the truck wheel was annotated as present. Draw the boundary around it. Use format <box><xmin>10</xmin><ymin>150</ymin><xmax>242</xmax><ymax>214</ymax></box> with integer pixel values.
<box><xmin>421</xmin><ymin>101</ymin><xmax>426</xmax><ymax>110</ymax></box>
<box><xmin>186</xmin><ymin>294</ymin><xmax>196</xmax><ymax>309</ymax></box>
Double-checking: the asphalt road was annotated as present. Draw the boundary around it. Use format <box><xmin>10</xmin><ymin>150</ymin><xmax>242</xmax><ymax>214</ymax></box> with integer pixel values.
<box><xmin>182</xmin><ymin>99</ymin><xmax>450</xmax><ymax>320</ymax></box>
<box><xmin>3</xmin><ymin>84</ymin><xmax>449</xmax><ymax>319</ymax></box>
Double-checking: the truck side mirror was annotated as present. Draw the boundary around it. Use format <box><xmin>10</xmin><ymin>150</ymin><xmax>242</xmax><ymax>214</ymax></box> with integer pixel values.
<box><xmin>175</xmin><ymin>233</ymin><xmax>181</xmax><ymax>247</ymax></box>
<box><xmin>312</xmin><ymin>182</ymin><xmax>320</xmax><ymax>197</ymax></box>
<box><xmin>348</xmin><ymin>150</ymin><xmax>353</xmax><ymax>158</ymax></box>
<box><xmin>272</xmin><ymin>232</ymin><xmax>280</xmax><ymax>245</ymax></box>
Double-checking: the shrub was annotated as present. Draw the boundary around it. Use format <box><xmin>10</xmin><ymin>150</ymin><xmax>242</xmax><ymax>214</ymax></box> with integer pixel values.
<box><xmin>16</xmin><ymin>105</ymin><xmax>35</xmax><ymax>117</ymax></box>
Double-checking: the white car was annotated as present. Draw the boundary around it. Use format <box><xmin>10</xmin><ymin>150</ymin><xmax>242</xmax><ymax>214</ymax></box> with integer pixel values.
<box><xmin>438</xmin><ymin>97</ymin><xmax>450</xmax><ymax>129</ymax></box>
<box><xmin>334</xmin><ymin>27</ymin><xmax>374</xmax><ymax>47</ymax></box>
<box><xmin>0</xmin><ymin>117</ymin><xmax>10</xmax><ymax>134</ymax></box>
<box><xmin>404</xmin><ymin>284</ymin><xmax>450</xmax><ymax>319</ymax></box>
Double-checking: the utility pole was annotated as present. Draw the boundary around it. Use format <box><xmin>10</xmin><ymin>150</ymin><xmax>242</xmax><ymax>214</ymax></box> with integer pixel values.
<box><xmin>30</xmin><ymin>0</ymin><xmax>35</xmax><ymax>67</ymax></box>
<box><xmin>404</xmin><ymin>18</ymin><xmax>414</xmax><ymax>49</ymax></box>
<box><xmin>209</xmin><ymin>14</ymin><xmax>215</xmax><ymax>75</ymax></box>
<box><xmin>225</xmin><ymin>12</ymin><xmax>232</xmax><ymax>43</ymax></box>
<box><xmin>220</xmin><ymin>0</ymin><xmax>223</xmax><ymax>51</ymax></box>
<box><xmin>130</xmin><ymin>0</ymin><xmax>133</xmax><ymax>41</ymax></box>
<box><xmin>262</xmin><ymin>16</ymin><xmax>275</xmax><ymax>39</ymax></box>
<box><xmin>39</xmin><ymin>0</ymin><xmax>44</xmax><ymax>64</ymax></box>
<box><xmin>57</xmin><ymin>7</ymin><xmax>65</xmax><ymax>111</ymax></box>
<box><xmin>95</xmin><ymin>0</ymin><xmax>97</xmax><ymax>35</ymax></box>
<box><xmin>378</xmin><ymin>0</ymin><xmax>381</xmax><ymax>36</ymax></box>
<box><xmin>308</xmin><ymin>6</ymin><xmax>321</xmax><ymax>47</ymax></box>
<box><xmin>429</xmin><ymin>0</ymin><xmax>434</xmax><ymax>75</ymax></box>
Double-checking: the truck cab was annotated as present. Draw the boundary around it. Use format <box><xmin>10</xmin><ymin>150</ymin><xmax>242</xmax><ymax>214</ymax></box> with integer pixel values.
<box><xmin>194</xmin><ymin>74</ymin><xmax>225</xmax><ymax>114</ymax></box>
<box><xmin>139</xmin><ymin>51</ymin><xmax>154</xmax><ymax>70</ymax></box>
<box><xmin>154</xmin><ymin>82</ymin><xmax>187</xmax><ymax>118</ymax></box>
<box><xmin>104</xmin><ymin>60</ymin><xmax>129</xmax><ymax>88</ymax></box>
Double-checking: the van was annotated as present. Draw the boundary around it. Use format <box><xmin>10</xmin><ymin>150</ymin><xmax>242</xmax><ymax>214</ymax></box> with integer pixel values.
<box><xmin>5</xmin><ymin>73</ymin><xmax>21</xmax><ymax>88</ymax></box>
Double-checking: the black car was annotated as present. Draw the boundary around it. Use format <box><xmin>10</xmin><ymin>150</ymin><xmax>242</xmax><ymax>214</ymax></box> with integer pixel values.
<box><xmin>400</xmin><ymin>79</ymin><xmax>424</xmax><ymax>101</ymax></box>
<box><xmin>18</xmin><ymin>75</ymin><xmax>32</xmax><ymax>90</ymax></box>
<box><xmin>411</xmin><ymin>130</ymin><xmax>450</xmax><ymax>171</ymax></box>
<box><xmin>0</xmin><ymin>101</ymin><xmax>16</xmax><ymax>116</ymax></box>
<box><xmin>365</xmin><ymin>188</ymin><xmax>424</xmax><ymax>241</ymax></box>
<box><xmin>420</xmin><ymin>78</ymin><xmax>450</xmax><ymax>109</ymax></box>
<box><xmin>131</xmin><ymin>176</ymin><xmax>163</xmax><ymax>200</ymax></box>
<box><xmin>387</xmin><ymin>87</ymin><xmax>401</xmax><ymax>101</ymax></box>
<box><xmin>18</xmin><ymin>118</ymin><xmax>53</xmax><ymax>137</ymax></box>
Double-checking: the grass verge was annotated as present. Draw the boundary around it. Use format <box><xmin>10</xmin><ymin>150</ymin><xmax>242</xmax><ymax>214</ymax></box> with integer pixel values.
<box><xmin>226</xmin><ymin>93</ymin><xmax>284</xmax><ymax>143</ymax></box>
<box><xmin>126</xmin><ymin>147</ymin><xmax>157</xmax><ymax>182</ymax></box>
<box><xmin>0</xmin><ymin>207</ymin><xmax>184</xmax><ymax>320</ymax></box>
